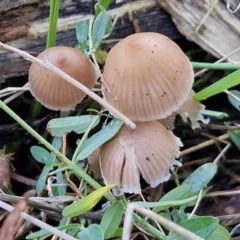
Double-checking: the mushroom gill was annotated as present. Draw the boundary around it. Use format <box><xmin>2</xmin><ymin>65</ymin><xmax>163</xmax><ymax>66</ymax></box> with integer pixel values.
<box><xmin>100</xmin><ymin>121</ymin><xmax>182</xmax><ymax>194</ymax></box>
<box><xmin>159</xmin><ymin>90</ymin><xmax>209</xmax><ymax>130</ymax></box>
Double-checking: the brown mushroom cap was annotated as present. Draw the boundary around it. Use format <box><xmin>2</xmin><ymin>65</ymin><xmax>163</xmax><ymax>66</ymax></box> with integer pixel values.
<box><xmin>28</xmin><ymin>46</ymin><xmax>97</xmax><ymax>111</ymax></box>
<box><xmin>100</xmin><ymin>121</ymin><xmax>182</xmax><ymax>193</ymax></box>
<box><xmin>102</xmin><ymin>32</ymin><xmax>194</xmax><ymax>121</ymax></box>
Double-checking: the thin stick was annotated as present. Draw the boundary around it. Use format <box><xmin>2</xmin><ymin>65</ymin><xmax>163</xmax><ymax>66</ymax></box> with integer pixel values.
<box><xmin>0</xmin><ymin>200</ymin><xmax>77</xmax><ymax>240</ymax></box>
<box><xmin>195</xmin><ymin>0</ymin><xmax>219</xmax><ymax>33</ymax></box>
<box><xmin>224</xmin><ymin>89</ymin><xmax>240</xmax><ymax>102</ymax></box>
<box><xmin>180</xmin><ymin>133</ymin><xmax>230</xmax><ymax>157</ymax></box>
<box><xmin>123</xmin><ymin>203</ymin><xmax>204</xmax><ymax>240</ymax></box>
<box><xmin>213</xmin><ymin>143</ymin><xmax>231</xmax><ymax>164</ymax></box>
<box><xmin>0</xmin><ymin>42</ymin><xmax>136</xmax><ymax>129</ymax></box>
<box><xmin>194</xmin><ymin>46</ymin><xmax>240</xmax><ymax>77</ymax></box>
<box><xmin>206</xmin><ymin>189</ymin><xmax>240</xmax><ymax>197</ymax></box>
<box><xmin>188</xmin><ymin>190</ymin><xmax>203</xmax><ymax>219</ymax></box>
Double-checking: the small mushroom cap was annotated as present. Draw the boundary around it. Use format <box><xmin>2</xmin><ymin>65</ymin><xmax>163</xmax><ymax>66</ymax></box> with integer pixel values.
<box><xmin>100</xmin><ymin>121</ymin><xmax>182</xmax><ymax>194</ymax></box>
<box><xmin>102</xmin><ymin>32</ymin><xmax>194</xmax><ymax>121</ymax></box>
<box><xmin>29</xmin><ymin>46</ymin><xmax>97</xmax><ymax>111</ymax></box>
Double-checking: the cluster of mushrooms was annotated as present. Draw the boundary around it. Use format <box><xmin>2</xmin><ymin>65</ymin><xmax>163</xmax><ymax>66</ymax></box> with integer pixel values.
<box><xmin>28</xmin><ymin>32</ymin><xmax>208</xmax><ymax>194</ymax></box>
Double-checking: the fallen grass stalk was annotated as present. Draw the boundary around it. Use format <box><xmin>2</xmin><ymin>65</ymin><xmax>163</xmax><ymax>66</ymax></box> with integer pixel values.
<box><xmin>180</xmin><ymin>133</ymin><xmax>230</xmax><ymax>156</ymax></box>
<box><xmin>194</xmin><ymin>46</ymin><xmax>240</xmax><ymax>77</ymax></box>
<box><xmin>0</xmin><ymin>200</ymin><xmax>77</xmax><ymax>240</ymax></box>
<box><xmin>123</xmin><ymin>203</ymin><xmax>205</xmax><ymax>240</ymax></box>
<box><xmin>0</xmin><ymin>42</ymin><xmax>136</xmax><ymax>129</ymax></box>
<box><xmin>192</xmin><ymin>62</ymin><xmax>240</xmax><ymax>70</ymax></box>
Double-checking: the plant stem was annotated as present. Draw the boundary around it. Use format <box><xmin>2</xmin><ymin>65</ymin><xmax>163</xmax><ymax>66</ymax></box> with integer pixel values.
<box><xmin>48</xmin><ymin>166</ymin><xmax>71</xmax><ymax>176</ymax></box>
<box><xmin>72</xmin><ymin>115</ymin><xmax>100</xmax><ymax>163</ymax></box>
<box><xmin>47</xmin><ymin>0</ymin><xmax>60</xmax><ymax>48</ymax></box>
<box><xmin>191</xmin><ymin>62</ymin><xmax>240</xmax><ymax>70</ymax></box>
<box><xmin>31</xmin><ymin>0</ymin><xmax>60</xmax><ymax>119</ymax></box>
<box><xmin>0</xmin><ymin>100</ymin><xmax>113</xmax><ymax>201</ymax></box>
<box><xmin>133</xmin><ymin>213</ymin><xmax>165</xmax><ymax>239</ymax></box>
<box><xmin>171</xmin><ymin>169</ymin><xmax>180</xmax><ymax>187</ymax></box>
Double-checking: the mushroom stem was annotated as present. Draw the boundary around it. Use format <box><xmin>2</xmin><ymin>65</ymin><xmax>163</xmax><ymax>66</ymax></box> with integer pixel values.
<box><xmin>0</xmin><ymin>42</ymin><xmax>136</xmax><ymax>129</ymax></box>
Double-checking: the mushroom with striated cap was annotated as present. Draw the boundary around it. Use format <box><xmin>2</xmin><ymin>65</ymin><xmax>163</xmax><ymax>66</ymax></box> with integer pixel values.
<box><xmin>28</xmin><ymin>46</ymin><xmax>97</xmax><ymax>111</ymax></box>
<box><xmin>88</xmin><ymin>32</ymin><xmax>208</xmax><ymax>193</ymax></box>
<box><xmin>102</xmin><ymin>32</ymin><xmax>194</xmax><ymax>122</ymax></box>
<box><xmin>97</xmin><ymin>121</ymin><xmax>182</xmax><ymax>194</ymax></box>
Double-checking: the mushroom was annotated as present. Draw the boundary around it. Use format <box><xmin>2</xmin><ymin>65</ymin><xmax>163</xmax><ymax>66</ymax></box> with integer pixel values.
<box><xmin>99</xmin><ymin>121</ymin><xmax>182</xmax><ymax>194</ymax></box>
<box><xmin>87</xmin><ymin>33</ymin><xmax>207</xmax><ymax>193</ymax></box>
<box><xmin>28</xmin><ymin>46</ymin><xmax>97</xmax><ymax>111</ymax></box>
<box><xmin>102</xmin><ymin>32</ymin><xmax>194</xmax><ymax>122</ymax></box>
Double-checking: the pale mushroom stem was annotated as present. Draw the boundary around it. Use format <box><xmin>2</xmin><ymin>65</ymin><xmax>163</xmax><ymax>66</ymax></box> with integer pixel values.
<box><xmin>0</xmin><ymin>42</ymin><xmax>136</xmax><ymax>129</ymax></box>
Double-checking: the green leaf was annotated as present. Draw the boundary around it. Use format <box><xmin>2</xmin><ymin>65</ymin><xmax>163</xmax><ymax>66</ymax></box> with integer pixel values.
<box><xmin>100</xmin><ymin>202</ymin><xmax>124</xmax><ymax>239</ymax></box>
<box><xmin>194</xmin><ymin>69</ymin><xmax>240</xmax><ymax>101</ymax></box>
<box><xmin>95</xmin><ymin>0</ymin><xmax>111</xmax><ymax>16</ymax></box>
<box><xmin>52</xmin><ymin>137</ymin><xmax>62</xmax><ymax>150</ymax></box>
<box><xmin>56</xmin><ymin>171</ymin><xmax>67</xmax><ymax>197</ymax></box>
<box><xmin>200</xmin><ymin>110</ymin><xmax>228</xmax><ymax>119</ymax></box>
<box><xmin>112</xmin><ymin>228</ymin><xmax>123</xmax><ymax>237</ymax></box>
<box><xmin>134</xmin><ymin>195</ymin><xmax>198</xmax><ymax>209</ymax></box>
<box><xmin>206</xmin><ymin>225</ymin><xmax>230</xmax><ymax>240</ymax></box>
<box><xmin>77</xmin><ymin>118</ymin><xmax>123</xmax><ymax>160</ymax></box>
<box><xmin>79</xmin><ymin>224</ymin><xmax>104</xmax><ymax>240</ymax></box>
<box><xmin>30</xmin><ymin>146</ymin><xmax>54</xmax><ymax>165</ymax></box>
<box><xmin>36</xmin><ymin>165</ymin><xmax>52</xmax><ymax>194</ymax></box>
<box><xmin>91</xmin><ymin>10</ymin><xmax>109</xmax><ymax>51</ymax></box>
<box><xmin>26</xmin><ymin>223</ymin><xmax>80</xmax><ymax>239</ymax></box>
<box><xmin>62</xmin><ymin>185</ymin><xmax>113</xmax><ymax>217</ymax></box>
<box><xmin>76</xmin><ymin>21</ymin><xmax>89</xmax><ymax>48</ymax></box>
<box><xmin>182</xmin><ymin>163</ymin><xmax>217</xmax><ymax>196</ymax></box>
<box><xmin>47</xmin><ymin>115</ymin><xmax>100</xmax><ymax>137</ymax></box>
<box><xmin>228</xmin><ymin>131</ymin><xmax>240</xmax><ymax>151</ymax></box>
<box><xmin>167</xmin><ymin>216</ymin><xmax>219</xmax><ymax>240</ymax></box>
<box><xmin>227</xmin><ymin>90</ymin><xmax>240</xmax><ymax>111</ymax></box>
<box><xmin>153</xmin><ymin>184</ymin><xmax>192</xmax><ymax>212</ymax></box>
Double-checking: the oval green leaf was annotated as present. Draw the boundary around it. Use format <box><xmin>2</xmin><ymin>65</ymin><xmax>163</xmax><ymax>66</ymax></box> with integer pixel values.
<box><xmin>47</xmin><ymin>115</ymin><xmax>100</xmax><ymax>137</ymax></box>
<box><xmin>182</xmin><ymin>163</ymin><xmax>217</xmax><ymax>196</ymax></box>
<box><xmin>79</xmin><ymin>224</ymin><xmax>104</xmax><ymax>240</ymax></box>
<box><xmin>206</xmin><ymin>225</ymin><xmax>230</xmax><ymax>240</ymax></box>
<box><xmin>36</xmin><ymin>165</ymin><xmax>52</xmax><ymax>194</ymax></box>
<box><xmin>100</xmin><ymin>202</ymin><xmax>124</xmax><ymax>239</ymax></box>
<box><xmin>76</xmin><ymin>21</ymin><xmax>89</xmax><ymax>47</ymax></box>
<box><xmin>30</xmin><ymin>146</ymin><xmax>53</xmax><ymax>165</ymax></box>
<box><xmin>92</xmin><ymin>10</ymin><xmax>109</xmax><ymax>51</ymax></box>
<box><xmin>167</xmin><ymin>216</ymin><xmax>219</xmax><ymax>240</ymax></box>
<box><xmin>228</xmin><ymin>130</ymin><xmax>240</xmax><ymax>151</ymax></box>
<box><xmin>62</xmin><ymin>185</ymin><xmax>113</xmax><ymax>217</ymax></box>
<box><xmin>77</xmin><ymin>118</ymin><xmax>123</xmax><ymax>160</ymax></box>
<box><xmin>227</xmin><ymin>90</ymin><xmax>240</xmax><ymax>111</ymax></box>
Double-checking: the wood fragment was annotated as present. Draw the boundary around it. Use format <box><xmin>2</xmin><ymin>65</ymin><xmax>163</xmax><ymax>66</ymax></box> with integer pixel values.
<box><xmin>156</xmin><ymin>0</ymin><xmax>240</xmax><ymax>63</ymax></box>
<box><xmin>0</xmin><ymin>0</ymin><xmax>181</xmax><ymax>82</ymax></box>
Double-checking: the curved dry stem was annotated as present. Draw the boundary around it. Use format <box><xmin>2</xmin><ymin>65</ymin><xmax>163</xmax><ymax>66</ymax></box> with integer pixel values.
<box><xmin>0</xmin><ymin>42</ymin><xmax>136</xmax><ymax>129</ymax></box>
